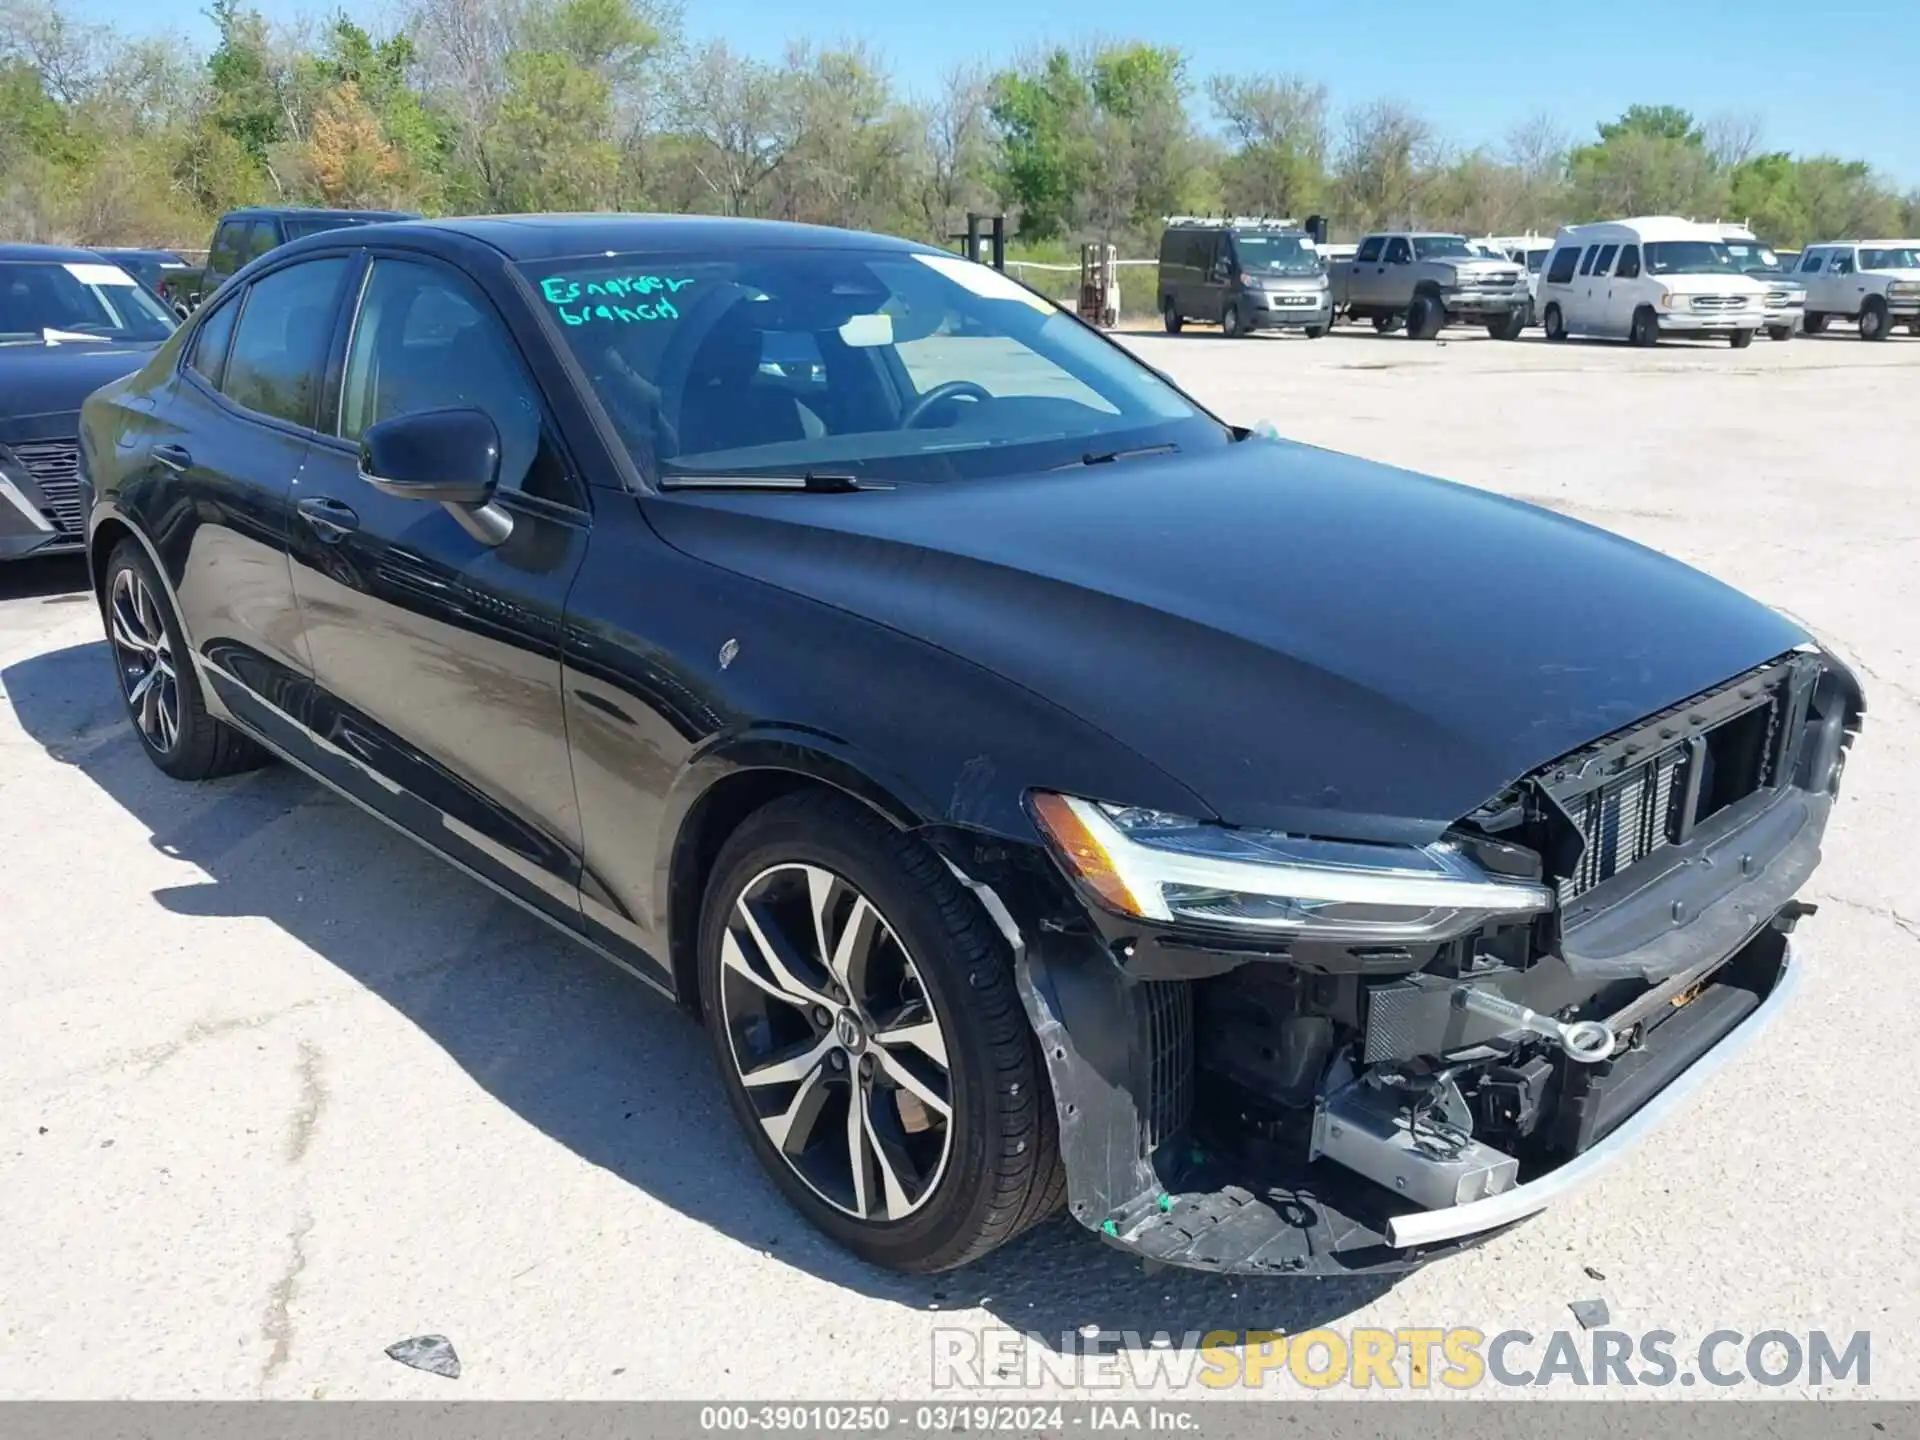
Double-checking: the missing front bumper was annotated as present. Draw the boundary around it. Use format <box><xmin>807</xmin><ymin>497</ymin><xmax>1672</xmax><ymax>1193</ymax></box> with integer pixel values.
<box><xmin>1017</xmin><ymin>917</ymin><xmax>1800</xmax><ymax>1276</ymax></box>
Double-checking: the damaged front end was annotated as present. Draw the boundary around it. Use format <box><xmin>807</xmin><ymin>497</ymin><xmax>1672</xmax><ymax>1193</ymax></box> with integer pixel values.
<box><xmin>950</xmin><ymin>647</ymin><xmax>1863</xmax><ymax>1275</ymax></box>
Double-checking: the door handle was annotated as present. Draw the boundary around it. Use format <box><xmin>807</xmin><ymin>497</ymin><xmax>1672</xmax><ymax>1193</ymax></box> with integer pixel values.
<box><xmin>297</xmin><ymin>496</ymin><xmax>359</xmax><ymax>541</ymax></box>
<box><xmin>153</xmin><ymin>443</ymin><xmax>192</xmax><ymax>471</ymax></box>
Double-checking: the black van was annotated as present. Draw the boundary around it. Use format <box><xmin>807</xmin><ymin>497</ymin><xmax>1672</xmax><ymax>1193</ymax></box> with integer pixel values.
<box><xmin>1157</xmin><ymin>218</ymin><xmax>1332</xmax><ymax>338</ymax></box>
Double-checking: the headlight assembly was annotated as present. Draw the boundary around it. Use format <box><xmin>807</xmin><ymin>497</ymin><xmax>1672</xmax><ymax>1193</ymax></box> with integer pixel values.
<box><xmin>1027</xmin><ymin>793</ymin><xmax>1553</xmax><ymax>943</ymax></box>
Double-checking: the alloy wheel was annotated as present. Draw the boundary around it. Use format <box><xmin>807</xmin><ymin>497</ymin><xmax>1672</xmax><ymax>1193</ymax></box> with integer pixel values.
<box><xmin>718</xmin><ymin>863</ymin><xmax>954</xmax><ymax>1222</ymax></box>
<box><xmin>108</xmin><ymin>568</ymin><xmax>179</xmax><ymax>753</ymax></box>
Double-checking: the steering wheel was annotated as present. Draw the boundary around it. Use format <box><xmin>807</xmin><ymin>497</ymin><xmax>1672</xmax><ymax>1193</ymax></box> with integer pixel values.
<box><xmin>901</xmin><ymin>379</ymin><xmax>992</xmax><ymax>429</ymax></box>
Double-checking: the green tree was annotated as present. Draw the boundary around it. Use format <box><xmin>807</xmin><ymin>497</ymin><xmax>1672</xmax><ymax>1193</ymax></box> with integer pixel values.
<box><xmin>1208</xmin><ymin>72</ymin><xmax>1327</xmax><ymax>220</ymax></box>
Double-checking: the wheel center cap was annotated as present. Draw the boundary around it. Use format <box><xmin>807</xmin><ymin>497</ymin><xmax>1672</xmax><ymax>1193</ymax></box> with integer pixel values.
<box><xmin>834</xmin><ymin>1009</ymin><xmax>866</xmax><ymax>1053</ymax></box>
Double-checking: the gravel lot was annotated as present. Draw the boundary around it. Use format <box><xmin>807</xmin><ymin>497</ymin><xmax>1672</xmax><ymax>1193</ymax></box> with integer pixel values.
<box><xmin>3</xmin><ymin>328</ymin><xmax>1917</xmax><ymax>1399</ymax></box>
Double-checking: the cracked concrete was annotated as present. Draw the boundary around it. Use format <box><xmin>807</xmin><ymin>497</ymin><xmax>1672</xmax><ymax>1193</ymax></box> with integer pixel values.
<box><xmin>2</xmin><ymin>332</ymin><xmax>1916</xmax><ymax>1399</ymax></box>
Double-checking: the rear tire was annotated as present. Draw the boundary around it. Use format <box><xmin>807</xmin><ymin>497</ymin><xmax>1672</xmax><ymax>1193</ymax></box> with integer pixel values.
<box><xmin>1542</xmin><ymin>303</ymin><xmax>1567</xmax><ymax>342</ymax></box>
<box><xmin>1221</xmin><ymin>303</ymin><xmax>1246</xmax><ymax>338</ymax></box>
<box><xmin>1858</xmin><ymin>297</ymin><xmax>1889</xmax><ymax>341</ymax></box>
<box><xmin>1728</xmin><ymin>327</ymin><xmax>1754</xmax><ymax>349</ymax></box>
<box><xmin>1372</xmin><ymin>314</ymin><xmax>1403</xmax><ymax>335</ymax></box>
<box><xmin>1629</xmin><ymin>306</ymin><xmax>1659</xmax><ymax>348</ymax></box>
<box><xmin>1803</xmin><ymin>312</ymin><xmax>1828</xmax><ymax>335</ymax></box>
<box><xmin>698</xmin><ymin>790</ymin><xmax>1062</xmax><ymax>1273</ymax></box>
<box><xmin>102</xmin><ymin>539</ymin><xmax>269</xmax><ymax>782</ymax></box>
<box><xmin>1161</xmin><ymin>298</ymin><xmax>1182</xmax><ymax>334</ymax></box>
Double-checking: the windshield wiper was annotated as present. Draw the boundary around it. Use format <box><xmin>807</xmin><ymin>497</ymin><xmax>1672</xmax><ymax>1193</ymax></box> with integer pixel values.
<box><xmin>1062</xmin><ymin>442</ymin><xmax>1179</xmax><ymax>468</ymax></box>
<box><xmin>657</xmin><ymin>471</ymin><xmax>881</xmax><ymax>494</ymax></box>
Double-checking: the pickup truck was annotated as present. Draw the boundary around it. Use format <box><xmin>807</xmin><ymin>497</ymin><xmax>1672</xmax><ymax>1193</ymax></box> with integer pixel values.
<box><xmin>1332</xmin><ymin>232</ymin><xmax>1530</xmax><ymax>339</ymax></box>
<box><xmin>164</xmin><ymin>205</ymin><xmax>419</xmax><ymax>311</ymax></box>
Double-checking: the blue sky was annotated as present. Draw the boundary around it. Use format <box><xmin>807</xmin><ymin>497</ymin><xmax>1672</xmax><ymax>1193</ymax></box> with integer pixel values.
<box><xmin>78</xmin><ymin>0</ymin><xmax>1920</xmax><ymax>185</ymax></box>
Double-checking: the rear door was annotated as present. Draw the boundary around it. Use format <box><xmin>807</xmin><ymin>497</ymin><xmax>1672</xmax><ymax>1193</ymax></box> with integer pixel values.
<box><xmin>286</xmin><ymin>249</ymin><xmax>593</xmax><ymax>927</ymax></box>
<box><xmin>1379</xmin><ymin>236</ymin><xmax>1413</xmax><ymax>308</ymax></box>
<box><xmin>1347</xmin><ymin>235</ymin><xmax>1386</xmax><ymax>307</ymax></box>
<box><xmin>141</xmin><ymin>254</ymin><xmax>354</xmax><ymax>733</ymax></box>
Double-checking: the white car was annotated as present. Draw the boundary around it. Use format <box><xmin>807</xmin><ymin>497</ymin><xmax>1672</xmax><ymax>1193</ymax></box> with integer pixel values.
<box><xmin>1793</xmin><ymin>241</ymin><xmax>1920</xmax><ymax>341</ymax></box>
<box><xmin>1536</xmin><ymin>217</ymin><xmax>1767</xmax><ymax>347</ymax></box>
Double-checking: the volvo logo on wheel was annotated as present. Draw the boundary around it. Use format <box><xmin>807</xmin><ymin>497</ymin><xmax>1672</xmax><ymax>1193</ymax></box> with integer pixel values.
<box><xmin>834</xmin><ymin>1009</ymin><xmax>866</xmax><ymax>1052</ymax></box>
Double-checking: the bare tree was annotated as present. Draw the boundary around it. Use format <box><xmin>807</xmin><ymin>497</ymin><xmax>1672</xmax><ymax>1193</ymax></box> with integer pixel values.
<box><xmin>917</xmin><ymin>62</ymin><xmax>991</xmax><ymax>239</ymax></box>
<box><xmin>1704</xmin><ymin>110</ymin><xmax>1764</xmax><ymax>169</ymax></box>
<box><xmin>0</xmin><ymin>0</ymin><xmax>105</xmax><ymax>102</ymax></box>
<box><xmin>1335</xmin><ymin>99</ymin><xmax>1435</xmax><ymax>230</ymax></box>
<box><xmin>670</xmin><ymin>40</ymin><xmax>794</xmax><ymax>216</ymax></box>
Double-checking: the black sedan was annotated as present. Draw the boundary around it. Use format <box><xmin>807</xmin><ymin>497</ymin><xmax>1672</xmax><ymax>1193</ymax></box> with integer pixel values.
<box><xmin>2</xmin><ymin>245</ymin><xmax>176</xmax><ymax>562</ymax></box>
<box><xmin>78</xmin><ymin>215</ymin><xmax>1862</xmax><ymax>1276</ymax></box>
<box><xmin>92</xmin><ymin>248</ymin><xmax>197</xmax><ymax>305</ymax></box>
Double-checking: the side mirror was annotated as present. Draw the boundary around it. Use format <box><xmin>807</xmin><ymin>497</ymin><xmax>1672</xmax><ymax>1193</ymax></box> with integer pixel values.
<box><xmin>359</xmin><ymin>407</ymin><xmax>513</xmax><ymax>546</ymax></box>
<box><xmin>173</xmin><ymin>302</ymin><xmax>190</xmax><ymax>321</ymax></box>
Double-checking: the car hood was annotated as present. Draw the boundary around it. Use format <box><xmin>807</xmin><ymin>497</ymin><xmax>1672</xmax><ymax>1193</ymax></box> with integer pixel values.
<box><xmin>0</xmin><ymin>341</ymin><xmax>160</xmax><ymax>436</ymax></box>
<box><xmin>644</xmin><ymin>440</ymin><xmax>1806</xmax><ymax>843</ymax></box>
<box><xmin>1869</xmin><ymin>267</ymin><xmax>1920</xmax><ymax>284</ymax></box>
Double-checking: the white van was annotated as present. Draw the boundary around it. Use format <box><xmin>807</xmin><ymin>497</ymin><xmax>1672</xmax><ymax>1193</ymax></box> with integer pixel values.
<box><xmin>1536</xmin><ymin>217</ymin><xmax>1768</xmax><ymax>347</ymax></box>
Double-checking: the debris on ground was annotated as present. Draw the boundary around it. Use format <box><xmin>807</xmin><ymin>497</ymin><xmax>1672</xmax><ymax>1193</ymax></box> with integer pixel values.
<box><xmin>1569</xmin><ymin>1299</ymin><xmax>1610</xmax><ymax>1330</ymax></box>
<box><xmin>1584</xmin><ymin>1265</ymin><xmax>1607</xmax><ymax>1281</ymax></box>
<box><xmin>385</xmin><ymin>1335</ymin><xmax>460</xmax><ymax>1379</ymax></box>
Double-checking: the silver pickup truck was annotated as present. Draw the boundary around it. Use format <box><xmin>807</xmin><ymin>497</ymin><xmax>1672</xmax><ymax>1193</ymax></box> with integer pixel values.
<box><xmin>1332</xmin><ymin>232</ymin><xmax>1530</xmax><ymax>339</ymax></box>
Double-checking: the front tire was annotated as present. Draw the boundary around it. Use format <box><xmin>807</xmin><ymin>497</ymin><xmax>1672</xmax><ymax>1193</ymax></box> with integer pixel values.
<box><xmin>1372</xmin><ymin>313</ymin><xmax>1403</xmax><ymax>335</ymax></box>
<box><xmin>1803</xmin><ymin>311</ymin><xmax>1828</xmax><ymax>335</ymax></box>
<box><xmin>102</xmin><ymin>539</ymin><xmax>268</xmax><ymax>781</ymax></box>
<box><xmin>1221</xmin><ymin>303</ymin><xmax>1246</xmax><ymax>338</ymax></box>
<box><xmin>1161</xmin><ymin>298</ymin><xmax>1182</xmax><ymax>334</ymax></box>
<box><xmin>1486</xmin><ymin>310</ymin><xmax>1525</xmax><ymax>341</ymax></box>
<box><xmin>1768</xmin><ymin>324</ymin><xmax>1794</xmax><ymax>342</ymax></box>
<box><xmin>1859</xmin><ymin>297</ymin><xmax>1889</xmax><ymax>341</ymax></box>
<box><xmin>1406</xmin><ymin>292</ymin><xmax>1445</xmax><ymax>340</ymax></box>
<box><xmin>1629</xmin><ymin>306</ymin><xmax>1659</xmax><ymax>348</ymax></box>
<box><xmin>1543</xmin><ymin>303</ymin><xmax>1567</xmax><ymax>342</ymax></box>
<box><xmin>698</xmin><ymin>791</ymin><xmax>1062</xmax><ymax>1273</ymax></box>
<box><xmin>1728</xmin><ymin>327</ymin><xmax>1754</xmax><ymax>348</ymax></box>
<box><xmin>1303</xmin><ymin>324</ymin><xmax>1327</xmax><ymax>339</ymax></box>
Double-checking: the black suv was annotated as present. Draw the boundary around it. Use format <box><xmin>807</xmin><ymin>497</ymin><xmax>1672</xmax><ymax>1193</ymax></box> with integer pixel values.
<box><xmin>167</xmin><ymin>207</ymin><xmax>420</xmax><ymax>311</ymax></box>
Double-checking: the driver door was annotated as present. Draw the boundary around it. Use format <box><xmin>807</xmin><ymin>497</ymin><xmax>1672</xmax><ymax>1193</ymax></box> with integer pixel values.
<box><xmin>286</xmin><ymin>251</ymin><xmax>594</xmax><ymax>929</ymax></box>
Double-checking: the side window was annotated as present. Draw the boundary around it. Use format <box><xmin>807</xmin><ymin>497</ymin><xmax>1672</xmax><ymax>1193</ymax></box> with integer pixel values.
<box><xmin>1546</xmin><ymin>247</ymin><xmax>1580</xmax><ymax>284</ymax></box>
<box><xmin>242</xmin><ymin>220</ymin><xmax>281</xmax><ymax>265</ymax></box>
<box><xmin>207</xmin><ymin>222</ymin><xmax>248</xmax><ymax>277</ymax></box>
<box><xmin>185</xmin><ymin>295</ymin><xmax>240</xmax><ymax>388</ymax></box>
<box><xmin>221</xmin><ymin>257</ymin><xmax>349</xmax><ymax>428</ymax></box>
<box><xmin>339</xmin><ymin>257</ymin><xmax>578</xmax><ymax>508</ymax></box>
<box><xmin>1382</xmin><ymin>236</ymin><xmax>1412</xmax><ymax>265</ymax></box>
<box><xmin>1355</xmin><ymin>236</ymin><xmax>1385</xmax><ymax>264</ymax></box>
<box><xmin>1615</xmin><ymin>244</ymin><xmax>1642</xmax><ymax>279</ymax></box>
<box><xmin>1799</xmin><ymin>252</ymin><xmax>1823</xmax><ymax>274</ymax></box>
<box><xmin>1831</xmin><ymin>252</ymin><xmax>1854</xmax><ymax>275</ymax></box>
<box><xmin>1594</xmin><ymin>243</ymin><xmax>1619</xmax><ymax>275</ymax></box>
<box><xmin>1578</xmin><ymin>245</ymin><xmax>1600</xmax><ymax>276</ymax></box>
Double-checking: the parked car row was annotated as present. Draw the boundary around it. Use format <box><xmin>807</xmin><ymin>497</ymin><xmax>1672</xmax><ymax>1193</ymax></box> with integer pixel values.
<box><xmin>1159</xmin><ymin>212</ymin><xmax>1916</xmax><ymax>348</ymax></box>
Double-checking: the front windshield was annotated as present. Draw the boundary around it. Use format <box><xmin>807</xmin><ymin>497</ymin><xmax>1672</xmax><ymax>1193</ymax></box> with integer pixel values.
<box><xmin>1725</xmin><ymin>241</ymin><xmax>1782</xmax><ymax>275</ymax></box>
<box><xmin>1644</xmin><ymin>241</ymin><xmax>1739</xmax><ymax>276</ymax></box>
<box><xmin>1861</xmin><ymin>246</ymin><xmax>1920</xmax><ymax>271</ymax></box>
<box><xmin>1233</xmin><ymin>233</ymin><xmax>1320</xmax><ymax>274</ymax></box>
<box><xmin>525</xmin><ymin>249</ymin><xmax>1224</xmax><ymax>485</ymax></box>
<box><xmin>1412</xmin><ymin>236</ymin><xmax>1475</xmax><ymax>260</ymax></box>
<box><xmin>0</xmin><ymin>260</ymin><xmax>177</xmax><ymax>343</ymax></box>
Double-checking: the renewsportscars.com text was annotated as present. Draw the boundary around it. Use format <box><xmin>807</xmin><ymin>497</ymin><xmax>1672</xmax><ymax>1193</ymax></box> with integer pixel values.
<box><xmin>931</xmin><ymin>1327</ymin><xmax>1871</xmax><ymax>1391</ymax></box>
